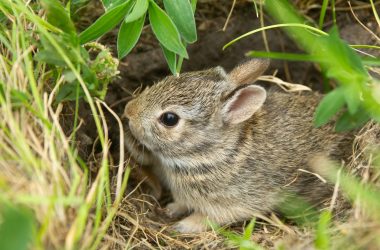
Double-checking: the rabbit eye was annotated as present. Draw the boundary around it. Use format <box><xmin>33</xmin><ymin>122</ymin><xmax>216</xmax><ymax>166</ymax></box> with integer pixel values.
<box><xmin>159</xmin><ymin>112</ymin><xmax>179</xmax><ymax>127</ymax></box>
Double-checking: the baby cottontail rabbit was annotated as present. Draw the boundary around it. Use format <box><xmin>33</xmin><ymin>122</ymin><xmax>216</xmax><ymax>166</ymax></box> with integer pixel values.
<box><xmin>123</xmin><ymin>59</ymin><xmax>353</xmax><ymax>233</ymax></box>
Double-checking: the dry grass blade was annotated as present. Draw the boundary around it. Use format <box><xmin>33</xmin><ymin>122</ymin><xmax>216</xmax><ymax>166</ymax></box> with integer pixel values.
<box><xmin>258</xmin><ymin>75</ymin><xmax>312</xmax><ymax>92</ymax></box>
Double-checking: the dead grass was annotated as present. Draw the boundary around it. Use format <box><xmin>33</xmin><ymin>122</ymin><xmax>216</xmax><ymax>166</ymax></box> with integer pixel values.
<box><xmin>102</xmin><ymin>123</ymin><xmax>380</xmax><ymax>249</ymax></box>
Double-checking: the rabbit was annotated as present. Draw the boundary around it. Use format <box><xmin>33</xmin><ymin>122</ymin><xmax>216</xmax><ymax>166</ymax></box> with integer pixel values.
<box><xmin>122</xmin><ymin>59</ymin><xmax>354</xmax><ymax>233</ymax></box>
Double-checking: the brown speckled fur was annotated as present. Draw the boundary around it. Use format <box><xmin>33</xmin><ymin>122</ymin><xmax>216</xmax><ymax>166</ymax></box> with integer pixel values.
<box><xmin>123</xmin><ymin>60</ymin><xmax>353</xmax><ymax>233</ymax></box>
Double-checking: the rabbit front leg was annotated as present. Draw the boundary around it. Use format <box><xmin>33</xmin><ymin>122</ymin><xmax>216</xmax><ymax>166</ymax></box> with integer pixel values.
<box><xmin>164</xmin><ymin>201</ymin><xmax>189</xmax><ymax>219</ymax></box>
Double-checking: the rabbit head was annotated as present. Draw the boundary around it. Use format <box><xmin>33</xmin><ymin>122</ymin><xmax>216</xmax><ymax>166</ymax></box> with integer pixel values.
<box><xmin>123</xmin><ymin>59</ymin><xmax>269</xmax><ymax>166</ymax></box>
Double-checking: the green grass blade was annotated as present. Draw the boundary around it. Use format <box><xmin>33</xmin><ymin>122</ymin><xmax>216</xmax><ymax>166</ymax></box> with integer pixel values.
<box><xmin>223</xmin><ymin>23</ymin><xmax>327</xmax><ymax>50</ymax></box>
<box><xmin>314</xmin><ymin>211</ymin><xmax>331</xmax><ymax>250</ymax></box>
<box><xmin>370</xmin><ymin>0</ymin><xmax>380</xmax><ymax>28</ymax></box>
<box><xmin>319</xmin><ymin>0</ymin><xmax>329</xmax><ymax>29</ymax></box>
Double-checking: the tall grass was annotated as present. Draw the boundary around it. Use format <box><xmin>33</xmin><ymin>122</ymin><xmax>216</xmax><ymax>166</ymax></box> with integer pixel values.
<box><xmin>0</xmin><ymin>1</ymin><xmax>128</xmax><ymax>249</ymax></box>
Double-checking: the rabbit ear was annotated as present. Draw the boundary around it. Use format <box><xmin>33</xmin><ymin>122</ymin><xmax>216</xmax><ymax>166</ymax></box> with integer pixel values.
<box><xmin>222</xmin><ymin>85</ymin><xmax>266</xmax><ymax>124</ymax></box>
<box><xmin>228</xmin><ymin>59</ymin><xmax>269</xmax><ymax>85</ymax></box>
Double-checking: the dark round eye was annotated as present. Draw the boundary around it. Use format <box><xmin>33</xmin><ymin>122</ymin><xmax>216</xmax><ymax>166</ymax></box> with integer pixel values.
<box><xmin>159</xmin><ymin>112</ymin><xmax>179</xmax><ymax>127</ymax></box>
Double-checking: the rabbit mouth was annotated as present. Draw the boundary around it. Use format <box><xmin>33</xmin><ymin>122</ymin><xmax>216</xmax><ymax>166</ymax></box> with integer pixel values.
<box><xmin>126</xmin><ymin>126</ymin><xmax>146</xmax><ymax>148</ymax></box>
<box><xmin>127</xmin><ymin>123</ymin><xmax>156</xmax><ymax>152</ymax></box>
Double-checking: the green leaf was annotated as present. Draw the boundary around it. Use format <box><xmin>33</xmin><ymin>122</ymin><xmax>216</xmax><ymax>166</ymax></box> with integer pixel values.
<box><xmin>125</xmin><ymin>0</ymin><xmax>148</xmax><ymax>23</ymax></box>
<box><xmin>79</xmin><ymin>0</ymin><xmax>134</xmax><ymax>44</ymax></box>
<box><xmin>148</xmin><ymin>0</ymin><xmax>188</xmax><ymax>58</ymax></box>
<box><xmin>343</xmin><ymin>84</ymin><xmax>361</xmax><ymax>114</ymax></box>
<box><xmin>35</xmin><ymin>35</ymin><xmax>80</xmax><ymax>66</ymax></box>
<box><xmin>34</xmin><ymin>50</ymin><xmax>66</xmax><ymax>66</ymax></box>
<box><xmin>314</xmin><ymin>88</ymin><xmax>346</xmax><ymax>127</ymax></box>
<box><xmin>243</xmin><ymin>218</ymin><xmax>256</xmax><ymax>241</ymax></box>
<box><xmin>163</xmin><ymin>0</ymin><xmax>197</xmax><ymax>43</ymax></box>
<box><xmin>335</xmin><ymin>109</ymin><xmax>370</xmax><ymax>132</ymax></box>
<box><xmin>0</xmin><ymin>204</ymin><xmax>36</xmax><ymax>250</ymax></box>
<box><xmin>118</xmin><ymin>14</ymin><xmax>145</xmax><ymax>58</ymax></box>
<box><xmin>10</xmin><ymin>90</ymin><xmax>30</xmax><ymax>107</ymax></box>
<box><xmin>40</xmin><ymin>0</ymin><xmax>76</xmax><ymax>36</ymax></box>
<box><xmin>56</xmin><ymin>81</ymin><xmax>83</xmax><ymax>103</ymax></box>
<box><xmin>161</xmin><ymin>44</ymin><xmax>177</xmax><ymax>75</ymax></box>
<box><xmin>0</xmin><ymin>82</ymin><xmax>30</xmax><ymax>107</ymax></box>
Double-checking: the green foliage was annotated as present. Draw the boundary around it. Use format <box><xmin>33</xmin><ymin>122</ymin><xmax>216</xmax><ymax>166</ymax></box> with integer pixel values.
<box><xmin>217</xmin><ymin>219</ymin><xmax>263</xmax><ymax>250</ymax></box>
<box><xmin>314</xmin><ymin>211</ymin><xmax>331</xmax><ymax>250</ymax></box>
<box><xmin>226</xmin><ymin>0</ymin><xmax>380</xmax><ymax>132</ymax></box>
<box><xmin>221</xmin><ymin>1</ymin><xmax>380</xmax><ymax>248</ymax></box>
<box><xmin>79</xmin><ymin>1</ymin><xmax>134</xmax><ymax>44</ymax></box>
<box><xmin>36</xmin><ymin>0</ymin><xmax>119</xmax><ymax>103</ymax></box>
<box><xmin>0</xmin><ymin>203</ymin><xmax>36</xmax><ymax>250</ymax></box>
<box><xmin>314</xmin><ymin>88</ymin><xmax>346</xmax><ymax>127</ymax></box>
<box><xmin>279</xmin><ymin>195</ymin><xmax>320</xmax><ymax>226</ymax></box>
<box><xmin>163</xmin><ymin>0</ymin><xmax>197</xmax><ymax>43</ymax></box>
<box><xmin>79</xmin><ymin>0</ymin><xmax>197</xmax><ymax>74</ymax></box>
<box><xmin>264</xmin><ymin>1</ymin><xmax>379</xmax><ymax>131</ymax></box>
<box><xmin>319</xmin><ymin>0</ymin><xmax>329</xmax><ymax>29</ymax></box>
<box><xmin>162</xmin><ymin>44</ymin><xmax>178</xmax><ymax>75</ymax></box>
<box><xmin>335</xmin><ymin>108</ymin><xmax>370</xmax><ymax>132</ymax></box>
<box><xmin>124</xmin><ymin>0</ymin><xmax>148</xmax><ymax>23</ymax></box>
<box><xmin>148</xmin><ymin>0</ymin><xmax>188</xmax><ymax>58</ymax></box>
<box><xmin>0</xmin><ymin>82</ymin><xmax>31</xmax><ymax>108</ymax></box>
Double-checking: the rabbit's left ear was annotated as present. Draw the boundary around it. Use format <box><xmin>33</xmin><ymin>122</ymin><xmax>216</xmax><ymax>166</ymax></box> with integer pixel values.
<box><xmin>221</xmin><ymin>85</ymin><xmax>266</xmax><ymax>124</ymax></box>
<box><xmin>228</xmin><ymin>59</ymin><xmax>269</xmax><ymax>85</ymax></box>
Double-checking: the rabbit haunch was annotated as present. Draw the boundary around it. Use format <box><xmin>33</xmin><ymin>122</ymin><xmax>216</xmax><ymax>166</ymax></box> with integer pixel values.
<box><xmin>123</xmin><ymin>59</ymin><xmax>353</xmax><ymax>233</ymax></box>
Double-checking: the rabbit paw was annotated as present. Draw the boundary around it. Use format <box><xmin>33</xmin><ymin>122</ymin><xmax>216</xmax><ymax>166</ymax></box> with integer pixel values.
<box><xmin>172</xmin><ymin>213</ymin><xmax>208</xmax><ymax>233</ymax></box>
<box><xmin>164</xmin><ymin>202</ymin><xmax>188</xmax><ymax>219</ymax></box>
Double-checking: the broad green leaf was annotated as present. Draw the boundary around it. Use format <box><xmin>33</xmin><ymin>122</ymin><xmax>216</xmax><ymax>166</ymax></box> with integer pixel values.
<box><xmin>79</xmin><ymin>0</ymin><xmax>133</xmax><ymax>44</ymax></box>
<box><xmin>40</xmin><ymin>0</ymin><xmax>76</xmax><ymax>36</ymax></box>
<box><xmin>148</xmin><ymin>0</ymin><xmax>188</xmax><ymax>58</ymax></box>
<box><xmin>314</xmin><ymin>88</ymin><xmax>346</xmax><ymax>127</ymax></box>
<box><xmin>335</xmin><ymin>109</ymin><xmax>370</xmax><ymax>132</ymax></box>
<box><xmin>161</xmin><ymin>44</ymin><xmax>177</xmax><ymax>75</ymax></box>
<box><xmin>0</xmin><ymin>204</ymin><xmax>36</xmax><ymax>250</ymax></box>
<box><xmin>118</xmin><ymin>14</ymin><xmax>145</xmax><ymax>58</ymax></box>
<box><xmin>125</xmin><ymin>0</ymin><xmax>148</xmax><ymax>23</ymax></box>
<box><xmin>163</xmin><ymin>0</ymin><xmax>197</xmax><ymax>43</ymax></box>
